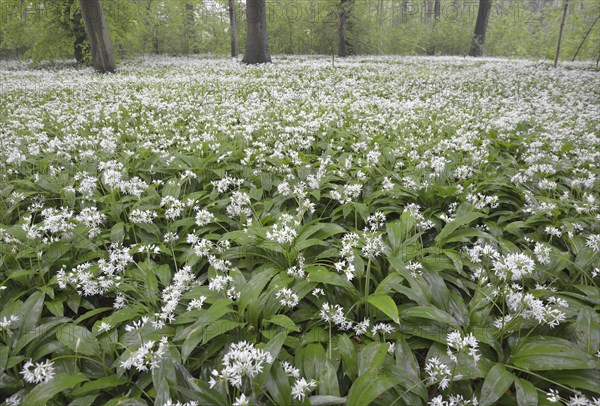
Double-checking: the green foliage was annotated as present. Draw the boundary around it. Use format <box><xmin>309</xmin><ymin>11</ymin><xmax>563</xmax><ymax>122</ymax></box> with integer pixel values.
<box><xmin>0</xmin><ymin>55</ymin><xmax>598</xmax><ymax>405</ymax></box>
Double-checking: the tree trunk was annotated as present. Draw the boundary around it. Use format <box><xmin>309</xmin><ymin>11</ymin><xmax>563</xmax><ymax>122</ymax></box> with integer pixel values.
<box><xmin>469</xmin><ymin>0</ymin><xmax>492</xmax><ymax>57</ymax></box>
<box><xmin>79</xmin><ymin>0</ymin><xmax>116</xmax><ymax>72</ymax></box>
<box><xmin>185</xmin><ymin>3</ymin><xmax>195</xmax><ymax>54</ymax></box>
<box><xmin>424</xmin><ymin>0</ymin><xmax>433</xmax><ymax>24</ymax></box>
<box><xmin>229</xmin><ymin>0</ymin><xmax>238</xmax><ymax>57</ymax></box>
<box><xmin>242</xmin><ymin>0</ymin><xmax>271</xmax><ymax>64</ymax></box>
<box><xmin>554</xmin><ymin>0</ymin><xmax>569</xmax><ymax>67</ymax></box>
<box><xmin>339</xmin><ymin>0</ymin><xmax>353</xmax><ymax>57</ymax></box>
<box><xmin>434</xmin><ymin>0</ymin><xmax>441</xmax><ymax>20</ymax></box>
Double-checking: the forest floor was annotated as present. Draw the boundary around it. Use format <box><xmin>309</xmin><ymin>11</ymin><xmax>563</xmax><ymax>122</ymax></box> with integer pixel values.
<box><xmin>0</xmin><ymin>56</ymin><xmax>599</xmax><ymax>406</ymax></box>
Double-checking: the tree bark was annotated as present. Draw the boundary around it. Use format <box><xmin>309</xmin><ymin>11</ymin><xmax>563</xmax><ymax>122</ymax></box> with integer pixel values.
<box><xmin>242</xmin><ymin>0</ymin><xmax>271</xmax><ymax>64</ymax></box>
<box><xmin>79</xmin><ymin>0</ymin><xmax>116</xmax><ymax>72</ymax></box>
<box><xmin>229</xmin><ymin>0</ymin><xmax>238</xmax><ymax>57</ymax></box>
<box><xmin>469</xmin><ymin>0</ymin><xmax>492</xmax><ymax>57</ymax></box>
<box><xmin>434</xmin><ymin>0</ymin><xmax>441</xmax><ymax>20</ymax></box>
<box><xmin>185</xmin><ymin>3</ymin><xmax>195</xmax><ymax>54</ymax></box>
<box><xmin>338</xmin><ymin>0</ymin><xmax>353</xmax><ymax>57</ymax></box>
<box><xmin>554</xmin><ymin>0</ymin><xmax>569</xmax><ymax>67</ymax></box>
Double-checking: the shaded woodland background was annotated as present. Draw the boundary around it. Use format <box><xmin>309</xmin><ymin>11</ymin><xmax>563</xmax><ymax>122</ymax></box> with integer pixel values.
<box><xmin>0</xmin><ymin>0</ymin><xmax>599</xmax><ymax>65</ymax></box>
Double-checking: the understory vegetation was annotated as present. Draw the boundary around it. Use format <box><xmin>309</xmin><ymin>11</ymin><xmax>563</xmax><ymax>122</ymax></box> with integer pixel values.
<box><xmin>0</xmin><ymin>56</ymin><xmax>599</xmax><ymax>405</ymax></box>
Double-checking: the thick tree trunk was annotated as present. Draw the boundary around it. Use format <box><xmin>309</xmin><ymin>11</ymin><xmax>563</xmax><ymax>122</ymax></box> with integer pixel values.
<box><xmin>469</xmin><ymin>0</ymin><xmax>492</xmax><ymax>57</ymax></box>
<box><xmin>554</xmin><ymin>0</ymin><xmax>569</xmax><ymax>67</ymax></box>
<box><xmin>338</xmin><ymin>0</ymin><xmax>353</xmax><ymax>57</ymax></box>
<box><xmin>79</xmin><ymin>0</ymin><xmax>116</xmax><ymax>72</ymax></box>
<box><xmin>242</xmin><ymin>0</ymin><xmax>270</xmax><ymax>64</ymax></box>
<box><xmin>229</xmin><ymin>0</ymin><xmax>238</xmax><ymax>57</ymax></box>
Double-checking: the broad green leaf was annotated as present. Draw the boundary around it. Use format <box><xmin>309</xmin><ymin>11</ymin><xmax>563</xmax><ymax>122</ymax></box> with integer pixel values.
<box><xmin>337</xmin><ymin>335</ymin><xmax>358</xmax><ymax>381</ymax></box>
<box><xmin>435</xmin><ymin>212</ymin><xmax>485</xmax><ymax>246</ymax></box>
<box><xmin>255</xmin><ymin>331</ymin><xmax>287</xmax><ymax>387</ymax></box>
<box><xmin>346</xmin><ymin>371</ymin><xmax>397</xmax><ymax>405</ymax></box>
<box><xmin>358</xmin><ymin>342</ymin><xmax>388</xmax><ymax>376</ymax></box>
<box><xmin>543</xmin><ymin>370</ymin><xmax>600</xmax><ymax>394</ymax></box>
<box><xmin>366</xmin><ymin>294</ymin><xmax>399</xmax><ymax>323</ymax></box>
<box><xmin>319</xmin><ymin>360</ymin><xmax>340</xmax><ymax>396</ymax></box>
<box><xmin>22</xmin><ymin>373</ymin><xmax>88</xmax><ymax>404</ymax></box>
<box><xmin>266</xmin><ymin>314</ymin><xmax>301</xmax><ymax>332</ymax></box>
<box><xmin>515</xmin><ymin>378</ymin><xmax>538</xmax><ymax>406</ymax></box>
<box><xmin>56</xmin><ymin>325</ymin><xmax>100</xmax><ymax>356</ymax></box>
<box><xmin>479</xmin><ymin>363</ymin><xmax>514</xmax><ymax>406</ymax></box>
<box><xmin>574</xmin><ymin>307</ymin><xmax>600</xmax><ymax>353</ymax></box>
<box><xmin>307</xmin><ymin>267</ymin><xmax>355</xmax><ymax>291</ymax></box>
<box><xmin>401</xmin><ymin>306</ymin><xmax>459</xmax><ymax>327</ymax></box>
<box><xmin>71</xmin><ymin>375</ymin><xmax>128</xmax><ymax>397</ymax></box>
<box><xmin>17</xmin><ymin>291</ymin><xmax>45</xmax><ymax>334</ymax></box>
<box><xmin>512</xmin><ymin>337</ymin><xmax>599</xmax><ymax>371</ymax></box>
<box><xmin>309</xmin><ymin>395</ymin><xmax>347</xmax><ymax>405</ymax></box>
<box><xmin>304</xmin><ymin>343</ymin><xmax>326</xmax><ymax>382</ymax></box>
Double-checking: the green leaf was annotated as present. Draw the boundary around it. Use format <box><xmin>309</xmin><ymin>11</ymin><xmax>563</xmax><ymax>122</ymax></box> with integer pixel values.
<box><xmin>512</xmin><ymin>337</ymin><xmax>599</xmax><ymax>371</ymax></box>
<box><xmin>303</xmin><ymin>343</ymin><xmax>326</xmax><ymax>382</ymax></box>
<box><xmin>71</xmin><ymin>375</ymin><xmax>128</xmax><ymax>397</ymax></box>
<box><xmin>255</xmin><ymin>331</ymin><xmax>287</xmax><ymax>387</ymax></box>
<box><xmin>515</xmin><ymin>378</ymin><xmax>538</xmax><ymax>406</ymax></box>
<box><xmin>346</xmin><ymin>371</ymin><xmax>397</xmax><ymax>405</ymax></box>
<box><xmin>479</xmin><ymin>363</ymin><xmax>514</xmax><ymax>406</ymax></box>
<box><xmin>366</xmin><ymin>294</ymin><xmax>399</xmax><ymax>324</ymax></box>
<box><xmin>337</xmin><ymin>335</ymin><xmax>358</xmax><ymax>381</ymax></box>
<box><xmin>56</xmin><ymin>325</ymin><xmax>100</xmax><ymax>356</ymax></box>
<box><xmin>309</xmin><ymin>395</ymin><xmax>347</xmax><ymax>405</ymax></box>
<box><xmin>319</xmin><ymin>360</ymin><xmax>340</xmax><ymax>396</ymax></box>
<box><xmin>435</xmin><ymin>212</ymin><xmax>485</xmax><ymax>246</ymax></box>
<box><xmin>17</xmin><ymin>291</ymin><xmax>45</xmax><ymax>335</ymax></box>
<box><xmin>266</xmin><ymin>314</ymin><xmax>300</xmax><ymax>332</ymax></box>
<box><xmin>110</xmin><ymin>222</ymin><xmax>125</xmax><ymax>243</ymax></box>
<box><xmin>22</xmin><ymin>373</ymin><xmax>88</xmax><ymax>404</ymax></box>
<box><xmin>307</xmin><ymin>266</ymin><xmax>355</xmax><ymax>291</ymax></box>
<box><xmin>358</xmin><ymin>342</ymin><xmax>388</xmax><ymax>376</ymax></box>
<box><xmin>542</xmin><ymin>370</ymin><xmax>600</xmax><ymax>394</ymax></box>
<box><xmin>401</xmin><ymin>306</ymin><xmax>459</xmax><ymax>327</ymax></box>
<box><xmin>574</xmin><ymin>307</ymin><xmax>600</xmax><ymax>354</ymax></box>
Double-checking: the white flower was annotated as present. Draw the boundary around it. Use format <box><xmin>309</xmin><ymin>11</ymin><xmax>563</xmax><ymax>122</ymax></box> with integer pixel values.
<box><xmin>291</xmin><ymin>377</ymin><xmax>317</xmax><ymax>401</ymax></box>
<box><xmin>210</xmin><ymin>341</ymin><xmax>274</xmax><ymax>389</ymax></box>
<box><xmin>276</xmin><ymin>288</ymin><xmax>299</xmax><ymax>307</ymax></box>
<box><xmin>547</xmin><ymin>389</ymin><xmax>561</xmax><ymax>403</ymax></box>
<box><xmin>21</xmin><ymin>359</ymin><xmax>55</xmax><ymax>384</ymax></box>
<box><xmin>195</xmin><ymin>208</ymin><xmax>214</xmax><ymax>227</ymax></box>
<box><xmin>424</xmin><ymin>357</ymin><xmax>451</xmax><ymax>390</ymax></box>
<box><xmin>281</xmin><ymin>361</ymin><xmax>300</xmax><ymax>378</ymax></box>
<box><xmin>233</xmin><ymin>394</ymin><xmax>249</xmax><ymax>406</ymax></box>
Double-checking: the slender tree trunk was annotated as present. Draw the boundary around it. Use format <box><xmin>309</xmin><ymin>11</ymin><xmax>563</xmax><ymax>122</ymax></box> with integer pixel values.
<box><xmin>185</xmin><ymin>3</ymin><xmax>195</xmax><ymax>54</ymax></box>
<box><xmin>434</xmin><ymin>0</ymin><xmax>441</xmax><ymax>20</ymax></box>
<box><xmin>79</xmin><ymin>0</ymin><xmax>116</xmax><ymax>73</ymax></box>
<box><xmin>378</xmin><ymin>0</ymin><xmax>384</xmax><ymax>28</ymax></box>
<box><xmin>554</xmin><ymin>0</ymin><xmax>569</xmax><ymax>67</ymax></box>
<box><xmin>242</xmin><ymin>0</ymin><xmax>271</xmax><ymax>64</ymax></box>
<box><xmin>229</xmin><ymin>0</ymin><xmax>238</xmax><ymax>57</ymax></box>
<box><xmin>339</xmin><ymin>0</ymin><xmax>353</xmax><ymax>57</ymax></box>
<box><xmin>469</xmin><ymin>0</ymin><xmax>492</xmax><ymax>57</ymax></box>
<box><xmin>572</xmin><ymin>14</ymin><xmax>598</xmax><ymax>61</ymax></box>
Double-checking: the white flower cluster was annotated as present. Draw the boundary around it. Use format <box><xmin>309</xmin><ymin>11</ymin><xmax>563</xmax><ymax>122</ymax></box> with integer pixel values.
<box><xmin>492</xmin><ymin>252</ymin><xmax>535</xmax><ymax>281</ymax></box>
<box><xmin>266</xmin><ymin>214</ymin><xmax>299</xmax><ymax>245</ymax></box>
<box><xmin>424</xmin><ymin>357</ymin><xmax>451</xmax><ymax>390</ymax></box>
<box><xmin>154</xmin><ymin>265</ymin><xmax>197</xmax><ymax>327</ymax></box>
<box><xmin>446</xmin><ymin>331</ymin><xmax>480</xmax><ymax>363</ymax></box>
<box><xmin>121</xmin><ymin>337</ymin><xmax>169</xmax><ymax>372</ymax></box>
<box><xmin>320</xmin><ymin>302</ymin><xmax>353</xmax><ymax>330</ymax></box>
<box><xmin>208</xmin><ymin>341</ymin><xmax>274</xmax><ymax>389</ymax></box>
<box><xmin>21</xmin><ymin>359</ymin><xmax>55</xmax><ymax>384</ymax></box>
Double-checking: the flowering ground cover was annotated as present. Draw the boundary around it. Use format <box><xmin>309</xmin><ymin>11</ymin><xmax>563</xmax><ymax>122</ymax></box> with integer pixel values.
<box><xmin>0</xmin><ymin>55</ymin><xmax>599</xmax><ymax>406</ymax></box>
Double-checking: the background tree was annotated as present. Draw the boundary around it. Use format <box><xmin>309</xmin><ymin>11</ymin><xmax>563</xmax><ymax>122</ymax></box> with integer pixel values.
<box><xmin>229</xmin><ymin>0</ymin><xmax>239</xmax><ymax>57</ymax></box>
<box><xmin>339</xmin><ymin>0</ymin><xmax>354</xmax><ymax>57</ymax></box>
<box><xmin>469</xmin><ymin>0</ymin><xmax>492</xmax><ymax>56</ymax></box>
<box><xmin>79</xmin><ymin>0</ymin><xmax>115</xmax><ymax>72</ymax></box>
<box><xmin>242</xmin><ymin>0</ymin><xmax>270</xmax><ymax>63</ymax></box>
